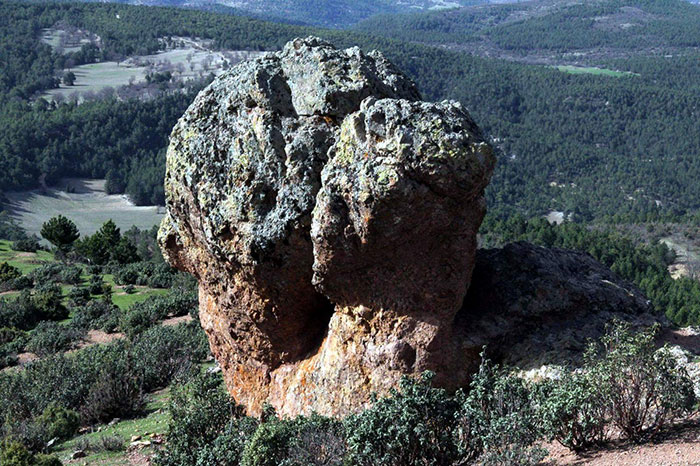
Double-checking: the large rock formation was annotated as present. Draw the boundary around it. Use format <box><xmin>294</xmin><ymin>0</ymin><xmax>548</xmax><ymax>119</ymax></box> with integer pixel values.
<box><xmin>159</xmin><ymin>37</ymin><xmax>656</xmax><ymax>417</ymax></box>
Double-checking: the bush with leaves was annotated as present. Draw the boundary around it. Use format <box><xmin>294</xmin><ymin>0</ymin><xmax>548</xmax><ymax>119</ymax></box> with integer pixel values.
<box><xmin>345</xmin><ymin>372</ymin><xmax>459</xmax><ymax>466</ymax></box>
<box><xmin>0</xmin><ymin>328</ymin><xmax>27</xmax><ymax>369</ymax></box>
<box><xmin>242</xmin><ymin>411</ymin><xmax>346</xmax><ymax>466</ymax></box>
<box><xmin>0</xmin><ymin>320</ymin><xmax>208</xmax><ymax>433</ymax></box>
<box><xmin>67</xmin><ymin>286</ymin><xmax>91</xmax><ymax>307</ymax></box>
<box><xmin>0</xmin><ymin>441</ymin><xmax>62</xmax><ymax>465</ymax></box>
<box><xmin>28</xmin><ymin>264</ymin><xmax>81</xmax><ymax>285</ymax></box>
<box><xmin>31</xmin><ymin>284</ymin><xmax>68</xmax><ymax>322</ymax></box>
<box><xmin>80</xmin><ymin>362</ymin><xmax>145</xmax><ymax>425</ymax></box>
<box><xmin>25</xmin><ymin>322</ymin><xmax>84</xmax><ymax>357</ymax></box>
<box><xmin>153</xmin><ymin>371</ymin><xmax>254</xmax><ymax>466</ymax></box>
<box><xmin>113</xmin><ymin>262</ymin><xmax>177</xmax><ymax>289</ymax></box>
<box><xmin>131</xmin><ymin>323</ymin><xmax>209</xmax><ymax>389</ymax></box>
<box><xmin>36</xmin><ymin>404</ymin><xmax>80</xmax><ymax>441</ymax></box>
<box><xmin>540</xmin><ymin>370</ymin><xmax>609</xmax><ymax>451</ymax></box>
<box><xmin>87</xmin><ymin>274</ymin><xmax>105</xmax><ymax>295</ymax></box>
<box><xmin>0</xmin><ymin>262</ymin><xmax>21</xmax><ymax>284</ymax></box>
<box><xmin>71</xmin><ymin>300</ymin><xmax>121</xmax><ymax>333</ymax></box>
<box><xmin>11</xmin><ymin>236</ymin><xmax>40</xmax><ymax>253</ymax></box>
<box><xmin>120</xmin><ymin>292</ymin><xmax>197</xmax><ymax>338</ymax></box>
<box><xmin>591</xmin><ymin>322</ymin><xmax>696</xmax><ymax>442</ymax></box>
<box><xmin>456</xmin><ymin>357</ymin><xmax>547</xmax><ymax>466</ymax></box>
<box><xmin>0</xmin><ymin>293</ymin><xmax>42</xmax><ymax>330</ymax></box>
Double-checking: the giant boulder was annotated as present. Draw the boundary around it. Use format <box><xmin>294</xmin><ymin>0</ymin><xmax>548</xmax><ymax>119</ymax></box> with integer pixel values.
<box><xmin>159</xmin><ymin>37</ymin><xmax>495</xmax><ymax>416</ymax></box>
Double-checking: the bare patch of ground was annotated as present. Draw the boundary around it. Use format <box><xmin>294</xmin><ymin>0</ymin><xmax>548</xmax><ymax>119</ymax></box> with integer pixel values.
<box><xmin>545</xmin><ymin>418</ymin><xmax>700</xmax><ymax>465</ymax></box>
<box><xmin>76</xmin><ymin>329</ymin><xmax>126</xmax><ymax>349</ymax></box>
<box><xmin>161</xmin><ymin>315</ymin><xmax>193</xmax><ymax>327</ymax></box>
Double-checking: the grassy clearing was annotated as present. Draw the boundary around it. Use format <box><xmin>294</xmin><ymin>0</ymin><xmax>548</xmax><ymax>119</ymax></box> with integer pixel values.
<box><xmin>42</xmin><ymin>46</ymin><xmax>256</xmax><ymax>102</ymax></box>
<box><xmin>0</xmin><ymin>240</ymin><xmax>53</xmax><ymax>274</ymax></box>
<box><xmin>0</xmin><ymin>240</ymin><xmax>169</xmax><ymax>312</ymax></box>
<box><xmin>555</xmin><ymin>65</ymin><xmax>636</xmax><ymax>77</ymax></box>
<box><xmin>112</xmin><ymin>287</ymin><xmax>170</xmax><ymax>310</ymax></box>
<box><xmin>4</xmin><ymin>179</ymin><xmax>163</xmax><ymax>238</ymax></box>
<box><xmin>53</xmin><ymin>390</ymin><xmax>171</xmax><ymax>464</ymax></box>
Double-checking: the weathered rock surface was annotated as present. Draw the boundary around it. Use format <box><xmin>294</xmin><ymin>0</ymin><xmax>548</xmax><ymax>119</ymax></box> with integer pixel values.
<box><xmin>159</xmin><ymin>37</ymin><xmax>656</xmax><ymax>417</ymax></box>
<box><xmin>458</xmin><ymin>242</ymin><xmax>659</xmax><ymax>370</ymax></box>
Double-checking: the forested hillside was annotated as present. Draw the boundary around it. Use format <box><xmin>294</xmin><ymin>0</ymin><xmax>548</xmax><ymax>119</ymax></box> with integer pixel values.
<box><xmin>355</xmin><ymin>0</ymin><xmax>700</xmax><ymax>57</ymax></box>
<box><xmin>3</xmin><ymin>1</ymin><xmax>700</xmax><ymax>224</ymax></box>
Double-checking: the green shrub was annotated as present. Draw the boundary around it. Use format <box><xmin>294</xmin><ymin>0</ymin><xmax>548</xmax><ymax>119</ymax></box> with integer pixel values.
<box><xmin>153</xmin><ymin>372</ymin><xmax>251</xmax><ymax>466</ymax></box>
<box><xmin>71</xmin><ymin>300</ymin><xmax>121</xmax><ymax>333</ymax></box>
<box><xmin>33</xmin><ymin>454</ymin><xmax>62</xmax><ymax>466</ymax></box>
<box><xmin>242</xmin><ymin>412</ymin><xmax>345</xmax><ymax>466</ymax></box>
<box><xmin>0</xmin><ymin>441</ymin><xmax>33</xmax><ymax>466</ymax></box>
<box><xmin>0</xmin><ymin>262</ymin><xmax>21</xmax><ymax>283</ymax></box>
<box><xmin>0</xmin><ymin>293</ymin><xmax>42</xmax><ymax>330</ymax></box>
<box><xmin>590</xmin><ymin>322</ymin><xmax>696</xmax><ymax>442</ymax></box>
<box><xmin>456</xmin><ymin>358</ymin><xmax>547</xmax><ymax>466</ymax></box>
<box><xmin>31</xmin><ymin>284</ymin><xmax>68</xmax><ymax>321</ymax></box>
<box><xmin>10</xmin><ymin>276</ymin><xmax>33</xmax><ymax>291</ymax></box>
<box><xmin>0</xmin><ymin>440</ymin><xmax>62</xmax><ymax>466</ymax></box>
<box><xmin>11</xmin><ymin>237</ymin><xmax>40</xmax><ymax>253</ymax></box>
<box><xmin>28</xmin><ymin>264</ymin><xmax>81</xmax><ymax>285</ymax></box>
<box><xmin>0</xmin><ymin>322</ymin><xmax>208</xmax><ymax>433</ymax></box>
<box><xmin>67</xmin><ymin>286</ymin><xmax>91</xmax><ymax>307</ymax></box>
<box><xmin>540</xmin><ymin>370</ymin><xmax>609</xmax><ymax>451</ymax></box>
<box><xmin>345</xmin><ymin>372</ymin><xmax>459</xmax><ymax>466</ymax></box>
<box><xmin>36</xmin><ymin>404</ymin><xmax>80</xmax><ymax>441</ymax></box>
<box><xmin>120</xmin><ymin>292</ymin><xmax>197</xmax><ymax>338</ymax></box>
<box><xmin>79</xmin><ymin>362</ymin><xmax>145</xmax><ymax>425</ymax></box>
<box><xmin>132</xmin><ymin>323</ymin><xmax>209</xmax><ymax>389</ymax></box>
<box><xmin>26</xmin><ymin>322</ymin><xmax>84</xmax><ymax>357</ymax></box>
<box><xmin>113</xmin><ymin>262</ymin><xmax>177</xmax><ymax>289</ymax></box>
<box><xmin>87</xmin><ymin>274</ymin><xmax>104</xmax><ymax>295</ymax></box>
<box><xmin>96</xmin><ymin>435</ymin><xmax>125</xmax><ymax>452</ymax></box>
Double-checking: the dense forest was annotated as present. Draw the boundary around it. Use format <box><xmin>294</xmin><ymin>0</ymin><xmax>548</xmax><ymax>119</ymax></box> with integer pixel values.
<box><xmin>1</xmin><ymin>1</ymin><xmax>700</xmax><ymax>222</ymax></box>
<box><xmin>354</xmin><ymin>0</ymin><xmax>700</xmax><ymax>53</ymax></box>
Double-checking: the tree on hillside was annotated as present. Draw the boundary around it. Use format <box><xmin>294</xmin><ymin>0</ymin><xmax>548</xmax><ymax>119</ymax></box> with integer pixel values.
<box><xmin>41</xmin><ymin>215</ymin><xmax>79</xmax><ymax>253</ymax></box>
<box><xmin>63</xmin><ymin>71</ymin><xmax>76</xmax><ymax>86</ymax></box>
<box><xmin>76</xmin><ymin>220</ymin><xmax>139</xmax><ymax>265</ymax></box>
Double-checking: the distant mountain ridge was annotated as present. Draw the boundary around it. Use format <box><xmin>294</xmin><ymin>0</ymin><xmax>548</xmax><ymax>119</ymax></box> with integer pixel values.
<box><xmin>354</xmin><ymin>0</ymin><xmax>700</xmax><ymax>61</ymax></box>
<box><xmin>81</xmin><ymin>0</ymin><xmax>498</xmax><ymax>26</ymax></box>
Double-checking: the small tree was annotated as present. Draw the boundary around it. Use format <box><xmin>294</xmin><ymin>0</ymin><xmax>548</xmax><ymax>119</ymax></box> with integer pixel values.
<box><xmin>41</xmin><ymin>215</ymin><xmax>79</xmax><ymax>253</ymax></box>
<box><xmin>63</xmin><ymin>71</ymin><xmax>76</xmax><ymax>86</ymax></box>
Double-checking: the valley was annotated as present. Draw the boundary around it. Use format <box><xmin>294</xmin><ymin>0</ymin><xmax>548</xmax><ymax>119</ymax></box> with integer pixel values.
<box><xmin>4</xmin><ymin>179</ymin><xmax>164</xmax><ymax>238</ymax></box>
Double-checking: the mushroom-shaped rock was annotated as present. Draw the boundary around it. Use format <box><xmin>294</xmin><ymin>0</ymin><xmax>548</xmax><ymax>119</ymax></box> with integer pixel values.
<box><xmin>159</xmin><ymin>37</ymin><xmax>495</xmax><ymax>416</ymax></box>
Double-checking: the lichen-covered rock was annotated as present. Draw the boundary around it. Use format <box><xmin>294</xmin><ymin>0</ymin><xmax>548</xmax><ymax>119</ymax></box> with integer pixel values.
<box><xmin>159</xmin><ymin>37</ymin><xmax>653</xmax><ymax>418</ymax></box>
<box><xmin>160</xmin><ymin>36</ymin><xmax>495</xmax><ymax>416</ymax></box>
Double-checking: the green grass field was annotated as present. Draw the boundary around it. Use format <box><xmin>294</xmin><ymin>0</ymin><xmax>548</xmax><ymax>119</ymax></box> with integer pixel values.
<box><xmin>554</xmin><ymin>65</ymin><xmax>636</xmax><ymax>77</ymax></box>
<box><xmin>0</xmin><ymin>240</ymin><xmax>53</xmax><ymax>274</ymax></box>
<box><xmin>4</xmin><ymin>179</ymin><xmax>163</xmax><ymax>238</ymax></box>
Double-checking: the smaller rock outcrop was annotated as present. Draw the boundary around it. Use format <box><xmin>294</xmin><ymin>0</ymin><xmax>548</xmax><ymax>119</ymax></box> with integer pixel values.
<box><xmin>458</xmin><ymin>242</ymin><xmax>658</xmax><ymax>369</ymax></box>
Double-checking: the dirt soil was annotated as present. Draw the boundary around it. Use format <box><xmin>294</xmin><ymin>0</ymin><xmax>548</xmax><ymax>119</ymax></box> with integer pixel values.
<box><xmin>545</xmin><ymin>418</ymin><xmax>700</xmax><ymax>465</ymax></box>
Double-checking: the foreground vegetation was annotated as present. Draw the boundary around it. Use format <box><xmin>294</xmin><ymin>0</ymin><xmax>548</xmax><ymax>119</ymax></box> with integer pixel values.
<box><xmin>151</xmin><ymin>323</ymin><xmax>697</xmax><ymax>466</ymax></box>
